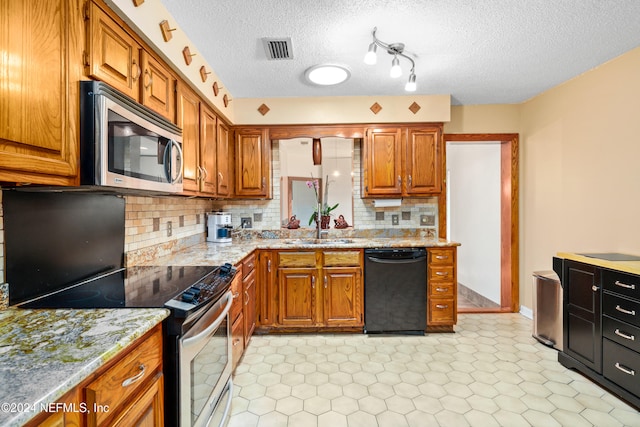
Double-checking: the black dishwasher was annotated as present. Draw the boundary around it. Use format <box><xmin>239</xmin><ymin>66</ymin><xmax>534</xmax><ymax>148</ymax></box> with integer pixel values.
<box><xmin>364</xmin><ymin>248</ymin><xmax>427</xmax><ymax>334</ymax></box>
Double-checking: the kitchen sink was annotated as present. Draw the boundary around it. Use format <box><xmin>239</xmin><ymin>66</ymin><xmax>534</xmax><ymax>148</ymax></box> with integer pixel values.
<box><xmin>283</xmin><ymin>238</ymin><xmax>354</xmax><ymax>245</ymax></box>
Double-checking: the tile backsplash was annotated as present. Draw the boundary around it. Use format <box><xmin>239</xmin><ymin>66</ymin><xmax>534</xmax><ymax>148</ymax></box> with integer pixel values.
<box><xmin>0</xmin><ymin>140</ymin><xmax>438</xmax><ymax>309</ymax></box>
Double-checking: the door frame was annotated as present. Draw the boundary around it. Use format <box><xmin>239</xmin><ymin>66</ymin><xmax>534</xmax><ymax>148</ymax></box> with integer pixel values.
<box><xmin>439</xmin><ymin>133</ymin><xmax>519</xmax><ymax>313</ymax></box>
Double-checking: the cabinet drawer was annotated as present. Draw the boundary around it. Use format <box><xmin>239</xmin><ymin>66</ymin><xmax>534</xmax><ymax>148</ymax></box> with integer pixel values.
<box><xmin>428</xmin><ymin>298</ymin><xmax>455</xmax><ymax>324</ymax></box>
<box><xmin>603</xmin><ymin>269</ymin><xmax>640</xmax><ymax>301</ymax></box>
<box><xmin>603</xmin><ymin>292</ymin><xmax>640</xmax><ymax>328</ymax></box>
<box><xmin>603</xmin><ymin>315</ymin><xmax>640</xmax><ymax>353</ymax></box>
<box><xmin>429</xmin><ymin>266</ymin><xmax>454</xmax><ymax>282</ymax></box>
<box><xmin>85</xmin><ymin>328</ymin><xmax>162</xmax><ymax>426</ymax></box>
<box><xmin>429</xmin><ymin>282</ymin><xmax>455</xmax><ymax>298</ymax></box>
<box><xmin>243</xmin><ymin>253</ymin><xmax>256</xmax><ymax>277</ymax></box>
<box><xmin>278</xmin><ymin>252</ymin><xmax>316</xmax><ymax>268</ymax></box>
<box><xmin>323</xmin><ymin>251</ymin><xmax>361</xmax><ymax>267</ymax></box>
<box><xmin>603</xmin><ymin>338</ymin><xmax>640</xmax><ymax>398</ymax></box>
<box><xmin>429</xmin><ymin>249</ymin><xmax>454</xmax><ymax>266</ymax></box>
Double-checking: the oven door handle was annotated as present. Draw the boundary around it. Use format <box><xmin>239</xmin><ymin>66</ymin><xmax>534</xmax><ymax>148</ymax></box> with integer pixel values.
<box><xmin>182</xmin><ymin>291</ymin><xmax>233</xmax><ymax>350</ymax></box>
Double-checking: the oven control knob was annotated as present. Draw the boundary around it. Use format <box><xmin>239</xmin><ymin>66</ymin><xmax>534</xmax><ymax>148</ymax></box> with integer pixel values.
<box><xmin>182</xmin><ymin>291</ymin><xmax>197</xmax><ymax>303</ymax></box>
<box><xmin>190</xmin><ymin>285</ymin><xmax>202</xmax><ymax>296</ymax></box>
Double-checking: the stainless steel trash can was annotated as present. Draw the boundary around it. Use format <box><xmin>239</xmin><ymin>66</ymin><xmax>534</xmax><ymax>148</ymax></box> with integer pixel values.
<box><xmin>532</xmin><ymin>270</ymin><xmax>563</xmax><ymax>351</ymax></box>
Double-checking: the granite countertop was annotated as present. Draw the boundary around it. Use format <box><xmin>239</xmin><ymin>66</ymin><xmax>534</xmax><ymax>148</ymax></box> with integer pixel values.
<box><xmin>0</xmin><ymin>308</ymin><xmax>169</xmax><ymax>427</ymax></box>
<box><xmin>557</xmin><ymin>252</ymin><xmax>640</xmax><ymax>276</ymax></box>
<box><xmin>140</xmin><ymin>237</ymin><xmax>460</xmax><ymax>267</ymax></box>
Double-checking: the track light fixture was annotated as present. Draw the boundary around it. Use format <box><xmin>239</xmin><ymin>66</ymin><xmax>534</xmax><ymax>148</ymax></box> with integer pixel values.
<box><xmin>363</xmin><ymin>27</ymin><xmax>417</xmax><ymax>92</ymax></box>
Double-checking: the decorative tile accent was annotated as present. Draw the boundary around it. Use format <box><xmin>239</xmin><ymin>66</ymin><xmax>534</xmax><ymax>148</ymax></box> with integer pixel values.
<box><xmin>370</xmin><ymin>102</ymin><xmax>382</xmax><ymax>114</ymax></box>
<box><xmin>409</xmin><ymin>102</ymin><xmax>421</xmax><ymax>114</ymax></box>
<box><xmin>258</xmin><ymin>104</ymin><xmax>270</xmax><ymax>116</ymax></box>
<box><xmin>132</xmin><ymin>0</ymin><xmax>144</xmax><ymax>6</ymax></box>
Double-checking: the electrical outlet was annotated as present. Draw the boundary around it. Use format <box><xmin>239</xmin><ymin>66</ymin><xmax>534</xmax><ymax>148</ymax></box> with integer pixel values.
<box><xmin>241</xmin><ymin>217</ymin><xmax>252</xmax><ymax>228</ymax></box>
<box><xmin>167</xmin><ymin>221</ymin><xmax>173</xmax><ymax>237</ymax></box>
<box><xmin>392</xmin><ymin>214</ymin><xmax>399</xmax><ymax>225</ymax></box>
<box><xmin>420</xmin><ymin>215</ymin><xmax>435</xmax><ymax>226</ymax></box>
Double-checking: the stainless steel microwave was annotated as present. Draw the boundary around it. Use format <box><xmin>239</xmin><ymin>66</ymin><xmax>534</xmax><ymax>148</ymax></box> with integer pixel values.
<box><xmin>80</xmin><ymin>81</ymin><xmax>183</xmax><ymax>193</ymax></box>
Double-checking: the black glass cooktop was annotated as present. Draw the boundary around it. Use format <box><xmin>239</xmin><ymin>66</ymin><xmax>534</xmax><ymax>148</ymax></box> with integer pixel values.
<box><xmin>578</xmin><ymin>253</ymin><xmax>640</xmax><ymax>262</ymax></box>
<box><xmin>17</xmin><ymin>265</ymin><xmax>221</xmax><ymax>310</ymax></box>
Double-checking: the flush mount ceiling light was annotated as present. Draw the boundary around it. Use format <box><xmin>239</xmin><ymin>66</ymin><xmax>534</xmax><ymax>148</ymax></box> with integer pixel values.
<box><xmin>364</xmin><ymin>27</ymin><xmax>417</xmax><ymax>92</ymax></box>
<box><xmin>305</xmin><ymin>64</ymin><xmax>351</xmax><ymax>86</ymax></box>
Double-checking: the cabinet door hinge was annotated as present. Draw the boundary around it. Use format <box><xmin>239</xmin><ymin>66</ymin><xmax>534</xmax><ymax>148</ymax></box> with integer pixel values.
<box><xmin>82</xmin><ymin>51</ymin><xmax>90</xmax><ymax>67</ymax></box>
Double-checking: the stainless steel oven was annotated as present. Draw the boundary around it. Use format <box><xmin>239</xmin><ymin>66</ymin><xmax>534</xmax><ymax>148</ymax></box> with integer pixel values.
<box><xmin>178</xmin><ymin>290</ymin><xmax>233</xmax><ymax>427</ymax></box>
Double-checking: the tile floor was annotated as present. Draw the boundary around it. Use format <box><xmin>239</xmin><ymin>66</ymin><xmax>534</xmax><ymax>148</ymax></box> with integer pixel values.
<box><xmin>229</xmin><ymin>313</ymin><xmax>640</xmax><ymax>427</ymax></box>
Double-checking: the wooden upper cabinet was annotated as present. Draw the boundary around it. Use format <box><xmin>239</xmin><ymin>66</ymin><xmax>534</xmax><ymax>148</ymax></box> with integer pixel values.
<box><xmin>0</xmin><ymin>0</ymin><xmax>82</xmax><ymax>185</ymax></box>
<box><xmin>176</xmin><ymin>83</ymin><xmax>201</xmax><ymax>193</ymax></box>
<box><xmin>405</xmin><ymin>125</ymin><xmax>442</xmax><ymax>195</ymax></box>
<box><xmin>363</xmin><ymin>128</ymin><xmax>403</xmax><ymax>196</ymax></box>
<box><xmin>199</xmin><ymin>104</ymin><xmax>218</xmax><ymax>195</ymax></box>
<box><xmin>235</xmin><ymin>128</ymin><xmax>271</xmax><ymax>198</ymax></box>
<box><xmin>362</xmin><ymin>124</ymin><xmax>443</xmax><ymax>197</ymax></box>
<box><xmin>216</xmin><ymin>121</ymin><xmax>231</xmax><ymax>197</ymax></box>
<box><xmin>140</xmin><ymin>51</ymin><xmax>175</xmax><ymax>122</ymax></box>
<box><xmin>87</xmin><ymin>2</ymin><xmax>141</xmax><ymax>100</ymax></box>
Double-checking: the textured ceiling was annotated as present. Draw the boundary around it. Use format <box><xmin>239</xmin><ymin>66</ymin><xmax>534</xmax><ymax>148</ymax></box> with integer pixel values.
<box><xmin>160</xmin><ymin>0</ymin><xmax>640</xmax><ymax>105</ymax></box>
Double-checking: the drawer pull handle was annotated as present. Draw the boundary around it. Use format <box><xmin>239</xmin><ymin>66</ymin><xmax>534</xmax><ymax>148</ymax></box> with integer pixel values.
<box><xmin>435</xmin><ymin>272</ymin><xmax>449</xmax><ymax>276</ymax></box>
<box><xmin>233</xmin><ymin>339</ymin><xmax>241</xmax><ymax>346</ymax></box>
<box><xmin>435</xmin><ymin>255</ymin><xmax>448</xmax><ymax>260</ymax></box>
<box><xmin>436</xmin><ymin>304</ymin><xmax>449</xmax><ymax>309</ymax></box>
<box><xmin>324</xmin><ymin>276</ymin><xmax>328</xmax><ymax>289</ymax></box>
<box><xmin>614</xmin><ymin>362</ymin><xmax>635</xmax><ymax>376</ymax></box>
<box><xmin>268</xmin><ymin>259</ymin><xmax>271</xmax><ymax>273</ymax></box>
<box><xmin>244</xmin><ymin>290</ymin><xmax>249</xmax><ymax>305</ymax></box>
<box><xmin>615</xmin><ymin>280</ymin><xmax>636</xmax><ymax>290</ymax></box>
<box><xmin>311</xmin><ymin>276</ymin><xmax>315</xmax><ymax>289</ymax></box>
<box><xmin>436</xmin><ymin>287</ymin><xmax>448</xmax><ymax>292</ymax></box>
<box><xmin>615</xmin><ymin>305</ymin><xmax>636</xmax><ymax>316</ymax></box>
<box><xmin>614</xmin><ymin>329</ymin><xmax>635</xmax><ymax>341</ymax></box>
<box><xmin>122</xmin><ymin>364</ymin><xmax>146</xmax><ymax>387</ymax></box>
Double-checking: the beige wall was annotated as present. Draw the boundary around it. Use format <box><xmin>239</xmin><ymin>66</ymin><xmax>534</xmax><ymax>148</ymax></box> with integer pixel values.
<box><xmin>519</xmin><ymin>46</ymin><xmax>640</xmax><ymax>309</ymax></box>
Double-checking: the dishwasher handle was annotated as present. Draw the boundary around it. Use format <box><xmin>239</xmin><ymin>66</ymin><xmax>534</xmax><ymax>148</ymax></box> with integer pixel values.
<box><xmin>367</xmin><ymin>255</ymin><xmax>427</xmax><ymax>265</ymax></box>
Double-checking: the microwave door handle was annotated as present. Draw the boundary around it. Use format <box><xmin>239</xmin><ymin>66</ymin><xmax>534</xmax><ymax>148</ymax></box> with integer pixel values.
<box><xmin>170</xmin><ymin>139</ymin><xmax>183</xmax><ymax>184</ymax></box>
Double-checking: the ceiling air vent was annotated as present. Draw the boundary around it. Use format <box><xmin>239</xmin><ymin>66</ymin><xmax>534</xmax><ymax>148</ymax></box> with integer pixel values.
<box><xmin>262</xmin><ymin>37</ymin><xmax>293</xmax><ymax>60</ymax></box>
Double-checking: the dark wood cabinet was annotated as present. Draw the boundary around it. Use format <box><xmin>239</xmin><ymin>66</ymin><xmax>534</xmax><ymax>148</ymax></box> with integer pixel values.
<box><xmin>563</xmin><ymin>260</ymin><xmax>602</xmax><ymax>372</ymax></box>
<box><xmin>558</xmin><ymin>257</ymin><xmax>640</xmax><ymax>410</ymax></box>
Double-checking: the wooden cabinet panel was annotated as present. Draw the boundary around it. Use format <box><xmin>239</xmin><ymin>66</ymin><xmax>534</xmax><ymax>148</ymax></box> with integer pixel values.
<box><xmin>85</xmin><ymin>328</ymin><xmax>163</xmax><ymax>427</ymax></box>
<box><xmin>199</xmin><ymin>105</ymin><xmax>218</xmax><ymax>194</ymax></box>
<box><xmin>278</xmin><ymin>268</ymin><xmax>316</xmax><ymax>327</ymax></box>
<box><xmin>257</xmin><ymin>251</ymin><xmax>277</xmax><ymax>327</ymax></box>
<box><xmin>323</xmin><ymin>251</ymin><xmax>361</xmax><ymax>267</ymax></box>
<box><xmin>364</xmin><ymin>128</ymin><xmax>402</xmax><ymax>196</ymax></box>
<box><xmin>405</xmin><ymin>126</ymin><xmax>441</xmax><ymax>195</ymax></box>
<box><xmin>243</xmin><ymin>268</ymin><xmax>256</xmax><ymax>345</ymax></box>
<box><xmin>176</xmin><ymin>83</ymin><xmax>200</xmax><ymax>193</ymax></box>
<box><xmin>428</xmin><ymin>298</ymin><xmax>456</xmax><ymax>325</ymax></box>
<box><xmin>216</xmin><ymin>121</ymin><xmax>232</xmax><ymax>197</ymax></box>
<box><xmin>362</xmin><ymin>124</ymin><xmax>443</xmax><ymax>197</ymax></box>
<box><xmin>140</xmin><ymin>51</ymin><xmax>175</xmax><ymax>121</ymax></box>
<box><xmin>110</xmin><ymin>373</ymin><xmax>164</xmax><ymax>427</ymax></box>
<box><xmin>88</xmin><ymin>2</ymin><xmax>140</xmax><ymax>100</ymax></box>
<box><xmin>231</xmin><ymin>312</ymin><xmax>244</xmax><ymax>371</ymax></box>
<box><xmin>230</xmin><ymin>270</ymin><xmax>243</xmax><ymax>324</ymax></box>
<box><xmin>235</xmin><ymin>128</ymin><xmax>271</xmax><ymax>198</ymax></box>
<box><xmin>279</xmin><ymin>252</ymin><xmax>316</xmax><ymax>268</ymax></box>
<box><xmin>29</xmin><ymin>388</ymin><xmax>81</xmax><ymax>427</ymax></box>
<box><xmin>0</xmin><ymin>0</ymin><xmax>81</xmax><ymax>184</ymax></box>
<box><xmin>323</xmin><ymin>267</ymin><xmax>362</xmax><ymax>327</ymax></box>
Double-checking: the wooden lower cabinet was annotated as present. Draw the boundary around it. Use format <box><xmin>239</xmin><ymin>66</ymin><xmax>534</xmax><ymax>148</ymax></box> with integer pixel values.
<box><xmin>27</xmin><ymin>325</ymin><xmax>164</xmax><ymax>427</ymax></box>
<box><xmin>274</xmin><ymin>250</ymin><xmax>363</xmax><ymax>330</ymax></box>
<box><xmin>427</xmin><ymin>247</ymin><xmax>457</xmax><ymax>331</ymax></box>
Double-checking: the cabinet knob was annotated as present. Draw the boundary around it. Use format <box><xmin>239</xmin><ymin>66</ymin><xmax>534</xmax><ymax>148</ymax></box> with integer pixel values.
<box><xmin>262</xmin><ymin>176</ymin><xmax>266</xmax><ymax>191</ymax></box>
<box><xmin>408</xmin><ymin>175</ymin><xmax>412</xmax><ymax>187</ymax></box>
<box><xmin>131</xmin><ymin>59</ymin><xmax>141</xmax><ymax>81</ymax></box>
<box><xmin>397</xmin><ymin>175</ymin><xmax>402</xmax><ymax>187</ymax></box>
<box><xmin>591</xmin><ymin>285</ymin><xmax>600</xmax><ymax>292</ymax></box>
<box><xmin>311</xmin><ymin>276</ymin><xmax>315</xmax><ymax>289</ymax></box>
<box><xmin>324</xmin><ymin>276</ymin><xmax>328</xmax><ymax>289</ymax></box>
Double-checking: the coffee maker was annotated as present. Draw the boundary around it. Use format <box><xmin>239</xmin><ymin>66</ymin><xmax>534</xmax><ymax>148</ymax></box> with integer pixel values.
<box><xmin>207</xmin><ymin>212</ymin><xmax>233</xmax><ymax>243</ymax></box>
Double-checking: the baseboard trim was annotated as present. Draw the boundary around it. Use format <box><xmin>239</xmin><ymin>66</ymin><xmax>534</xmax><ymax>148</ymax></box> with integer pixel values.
<box><xmin>519</xmin><ymin>305</ymin><xmax>533</xmax><ymax>319</ymax></box>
